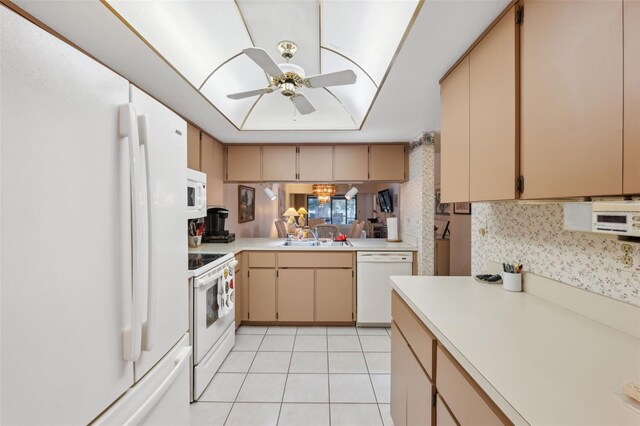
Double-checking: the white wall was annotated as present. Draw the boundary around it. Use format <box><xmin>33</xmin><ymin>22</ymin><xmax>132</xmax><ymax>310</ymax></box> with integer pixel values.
<box><xmin>223</xmin><ymin>183</ymin><xmax>280</xmax><ymax>238</ymax></box>
<box><xmin>472</xmin><ymin>202</ymin><xmax>640</xmax><ymax>306</ymax></box>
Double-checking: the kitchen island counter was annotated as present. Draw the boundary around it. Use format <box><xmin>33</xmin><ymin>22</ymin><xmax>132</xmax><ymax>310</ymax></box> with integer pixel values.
<box><xmin>390</xmin><ymin>275</ymin><xmax>640</xmax><ymax>425</ymax></box>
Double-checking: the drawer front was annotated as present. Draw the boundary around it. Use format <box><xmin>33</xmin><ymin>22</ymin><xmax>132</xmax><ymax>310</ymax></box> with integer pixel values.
<box><xmin>278</xmin><ymin>252</ymin><xmax>353</xmax><ymax>268</ymax></box>
<box><xmin>436</xmin><ymin>345</ymin><xmax>506</xmax><ymax>426</ymax></box>
<box><xmin>248</xmin><ymin>252</ymin><xmax>276</xmax><ymax>268</ymax></box>
<box><xmin>436</xmin><ymin>395</ymin><xmax>458</xmax><ymax>426</ymax></box>
<box><xmin>392</xmin><ymin>291</ymin><xmax>436</xmax><ymax>381</ymax></box>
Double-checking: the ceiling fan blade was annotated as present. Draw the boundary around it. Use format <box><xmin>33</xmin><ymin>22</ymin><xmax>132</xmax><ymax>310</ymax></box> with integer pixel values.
<box><xmin>304</xmin><ymin>70</ymin><xmax>357</xmax><ymax>88</ymax></box>
<box><xmin>242</xmin><ymin>47</ymin><xmax>283</xmax><ymax>77</ymax></box>
<box><xmin>291</xmin><ymin>93</ymin><xmax>316</xmax><ymax>115</ymax></box>
<box><xmin>227</xmin><ymin>87</ymin><xmax>274</xmax><ymax>100</ymax></box>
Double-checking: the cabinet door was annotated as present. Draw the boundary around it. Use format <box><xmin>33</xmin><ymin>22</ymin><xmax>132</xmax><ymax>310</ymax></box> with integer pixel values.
<box><xmin>277</xmin><ymin>269</ymin><xmax>315</xmax><ymax>321</ymax></box>
<box><xmin>187</xmin><ymin>124</ymin><xmax>200</xmax><ymax>170</ymax></box>
<box><xmin>201</xmin><ymin>133</ymin><xmax>224</xmax><ymax>206</ymax></box>
<box><xmin>440</xmin><ymin>57</ymin><xmax>470</xmax><ymax>203</ymax></box>
<box><xmin>226</xmin><ymin>146</ymin><xmax>262</xmax><ymax>182</ymax></box>
<box><xmin>469</xmin><ymin>6</ymin><xmax>519</xmax><ymax>201</ymax></box>
<box><xmin>334</xmin><ymin>145</ymin><xmax>369</xmax><ymax>181</ymax></box>
<box><xmin>436</xmin><ymin>395</ymin><xmax>458</xmax><ymax>426</ymax></box>
<box><xmin>315</xmin><ymin>269</ymin><xmax>353</xmax><ymax>322</ymax></box>
<box><xmin>298</xmin><ymin>146</ymin><xmax>334</xmax><ymax>181</ymax></box>
<box><xmin>248</xmin><ymin>269</ymin><xmax>276</xmax><ymax>321</ymax></box>
<box><xmin>521</xmin><ymin>0</ymin><xmax>623</xmax><ymax>198</ymax></box>
<box><xmin>262</xmin><ymin>146</ymin><xmax>297</xmax><ymax>181</ymax></box>
<box><xmin>391</xmin><ymin>323</ymin><xmax>409</xmax><ymax>426</ymax></box>
<box><xmin>369</xmin><ymin>145</ymin><xmax>406</xmax><ymax>181</ymax></box>
<box><xmin>624</xmin><ymin>0</ymin><xmax>640</xmax><ymax>194</ymax></box>
<box><xmin>407</xmin><ymin>350</ymin><xmax>433</xmax><ymax>426</ymax></box>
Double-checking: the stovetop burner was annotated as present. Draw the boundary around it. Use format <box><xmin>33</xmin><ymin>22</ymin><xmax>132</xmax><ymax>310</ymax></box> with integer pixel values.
<box><xmin>188</xmin><ymin>253</ymin><xmax>226</xmax><ymax>271</ymax></box>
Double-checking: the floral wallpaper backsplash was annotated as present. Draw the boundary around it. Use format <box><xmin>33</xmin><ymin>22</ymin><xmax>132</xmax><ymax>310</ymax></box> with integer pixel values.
<box><xmin>472</xmin><ymin>202</ymin><xmax>640</xmax><ymax>306</ymax></box>
<box><xmin>401</xmin><ymin>144</ymin><xmax>434</xmax><ymax>275</ymax></box>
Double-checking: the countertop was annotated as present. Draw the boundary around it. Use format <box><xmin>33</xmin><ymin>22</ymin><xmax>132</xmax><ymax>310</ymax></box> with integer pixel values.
<box><xmin>189</xmin><ymin>237</ymin><xmax>418</xmax><ymax>256</ymax></box>
<box><xmin>390</xmin><ymin>276</ymin><xmax>640</xmax><ymax>426</ymax></box>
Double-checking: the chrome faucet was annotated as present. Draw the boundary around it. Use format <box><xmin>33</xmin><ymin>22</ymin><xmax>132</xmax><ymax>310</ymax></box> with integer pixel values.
<box><xmin>308</xmin><ymin>227</ymin><xmax>319</xmax><ymax>244</ymax></box>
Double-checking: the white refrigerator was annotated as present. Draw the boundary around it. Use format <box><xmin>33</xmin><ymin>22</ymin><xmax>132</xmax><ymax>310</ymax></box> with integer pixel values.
<box><xmin>1</xmin><ymin>7</ymin><xmax>190</xmax><ymax>425</ymax></box>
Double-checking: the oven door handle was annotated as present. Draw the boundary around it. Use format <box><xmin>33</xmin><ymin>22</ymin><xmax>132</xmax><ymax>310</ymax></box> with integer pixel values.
<box><xmin>194</xmin><ymin>271</ymin><xmax>224</xmax><ymax>289</ymax></box>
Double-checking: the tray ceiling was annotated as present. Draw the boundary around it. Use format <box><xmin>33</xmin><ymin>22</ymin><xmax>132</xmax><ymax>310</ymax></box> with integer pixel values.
<box><xmin>105</xmin><ymin>0</ymin><xmax>422</xmax><ymax>131</ymax></box>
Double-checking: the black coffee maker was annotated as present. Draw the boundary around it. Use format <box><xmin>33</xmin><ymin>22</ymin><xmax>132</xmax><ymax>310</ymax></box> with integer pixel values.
<box><xmin>203</xmin><ymin>207</ymin><xmax>235</xmax><ymax>243</ymax></box>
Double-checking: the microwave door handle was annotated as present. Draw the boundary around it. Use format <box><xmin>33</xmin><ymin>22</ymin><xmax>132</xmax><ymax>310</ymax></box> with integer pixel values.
<box><xmin>119</xmin><ymin>104</ymin><xmax>144</xmax><ymax>362</ymax></box>
<box><xmin>138</xmin><ymin>114</ymin><xmax>155</xmax><ymax>352</ymax></box>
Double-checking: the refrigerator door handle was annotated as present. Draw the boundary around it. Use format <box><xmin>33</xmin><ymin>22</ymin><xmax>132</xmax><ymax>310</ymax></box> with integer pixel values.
<box><xmin>125</xmin><ymin>346</ymin><xmax>192</xmax><ymax>426</ymax></box>
<box><xmin>119</xmin><ymin>104</ymin><xmax>145</xmax><ymax>362</ymax></box>
<box><xmin>138</xmin><ymin>114</ymin><xmax>156</xmax><ymax>352</ymax></box>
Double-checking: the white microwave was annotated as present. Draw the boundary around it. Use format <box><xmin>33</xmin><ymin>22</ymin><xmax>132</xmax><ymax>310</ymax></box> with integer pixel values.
<box><xmin>187</xmin><ymin>169</ymin><xmax>207</xmax><ymax>219</ymax></box>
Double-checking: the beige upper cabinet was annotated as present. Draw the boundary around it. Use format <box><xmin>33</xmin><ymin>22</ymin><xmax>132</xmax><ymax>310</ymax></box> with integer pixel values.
<box><xmin>298</xmin><ymin>146</ymin><xmax>333</xmax><ymax>182</ymax></box>
<box><xmin>369</xmin><ymin>145</ymin><xmax>406</xmax><ymax>181</ymax></box>
<box><xmin>624</xmin><ymin>0</ymin><xmax>640</xmax><ymax>194</ymax></box>
<box><xmin>334</xmin><ymin>145</ymin><xmax>369</xmax><ymax>181</ymax></box>
<box><xmin>315</xmin><ymin>269</ymin><xmax>353</xmax><ymax>322</ymax></box>
<box><xmin>469</xmin><ymin>6</ymin><xmax>519</xmax><ymax>201</ymax></box>
<box><xmin>201</xmin><ymin>133</ymin><xmax>224</xmax><ymax>206</ymax></box>
<box><xmin>187</xmin><ymin>124</ymin><xmax>200</xmax><ymax>170</ymax></box>
<box><xmin>226</xmin><ymin>145</ymin><xmax>262</xmax><ymax>182</ymax></box>
<box><xmin>262</xmin><ymin>146</ymin><xmax>297</xmax><ymax>182</ymax></box>
<box><xmin>277</xmin><ymin>269</ymin><xmax>314</xmax><ymax>322</ymax></box>
<box><xmin>440</xmin><ymin>57</ymin><xmax>470</xmax><ymax>203</ymax></box>
<box><xmin>520</xmin><ymin>0</ymin><xmax>623</xmax><ymax>199</ymax></box>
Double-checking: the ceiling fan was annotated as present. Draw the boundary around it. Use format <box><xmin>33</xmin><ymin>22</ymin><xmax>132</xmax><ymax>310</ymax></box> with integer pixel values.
<box><xmin>227</xmin><ymin>41</ymin><xmax>357</xmax><ymax>115</ymax></box>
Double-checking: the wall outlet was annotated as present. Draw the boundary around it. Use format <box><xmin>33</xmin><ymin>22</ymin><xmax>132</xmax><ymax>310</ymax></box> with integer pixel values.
<box><xmin>621</xmin><ymin>254</ymin><xmax>634</xmax><ymax>267</ymax></box>
<box><xmin>621</xmin><ymin>243</ymin><xmax>634</xmax><ymax>254</ymax></box>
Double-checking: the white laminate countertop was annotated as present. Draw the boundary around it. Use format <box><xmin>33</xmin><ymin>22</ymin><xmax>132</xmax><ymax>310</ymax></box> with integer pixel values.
<box><xmin>390</xmin><ymin>276</ymin><xmax>640</xmax><ymax>426</ymax></box>
<box><xmin>189</xmin><ymin>237</ymin><xmax>418</xmax><ymax>256</ymax></box>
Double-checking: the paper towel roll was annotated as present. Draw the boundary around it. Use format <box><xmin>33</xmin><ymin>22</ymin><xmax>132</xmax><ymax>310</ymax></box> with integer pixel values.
<box><xmin>387</xmin><ymin>217</ymin><xmax>399</xmax><ymax>241</ymax></box>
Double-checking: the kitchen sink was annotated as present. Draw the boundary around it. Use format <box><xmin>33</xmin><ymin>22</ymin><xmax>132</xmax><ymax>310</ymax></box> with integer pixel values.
<box><xmin>279</xmin><ymin>239</ymin><xmax>353</xmax><ymax>248</ymax></box>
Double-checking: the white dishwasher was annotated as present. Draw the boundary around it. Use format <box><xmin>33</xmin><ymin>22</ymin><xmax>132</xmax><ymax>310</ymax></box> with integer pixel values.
<box><xmin>357</xmin><ymin>252</ymin><xmax>413</xmax><ymax>326</ymax></box>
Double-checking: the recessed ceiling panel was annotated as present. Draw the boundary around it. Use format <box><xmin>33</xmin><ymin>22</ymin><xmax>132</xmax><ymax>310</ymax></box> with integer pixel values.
<box><xmin>321</xmin><ymin>49</ymin><xmax>377</xmax><ymax>125</ymax></box>
<box><xmin>107</xmin><ymin>0</ymin><xmax>252</xmax><ymax>88</ymax></box>
<box><xmin>243</xmin><ymin>88</ymin><xmax>355</xmax><ymax>130</ymax></box>
<box><xmin>200</xmin><ymin>55</ymin><xmax>267</xmax><ymax>125</ymax></box>
<box><xmin>103</xmin><ymin>0</ymin><xmax>422</xmax><ymax>131</ymax></box>
<box><xmin>322</xmin><ymin>0</ymin><xmax>420</xmax><ymax>85</ymax></box>
<box><xmin>238</xmin><ymin>0</ymin><xmax>320</xmax><ymax>76</ymax></box>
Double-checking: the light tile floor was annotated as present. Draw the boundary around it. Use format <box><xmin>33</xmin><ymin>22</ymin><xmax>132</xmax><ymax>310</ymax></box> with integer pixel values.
<box><xmin>191</xmin><ymin>325</ymin><xmax>393</xmax><ymax>426</ymax></box>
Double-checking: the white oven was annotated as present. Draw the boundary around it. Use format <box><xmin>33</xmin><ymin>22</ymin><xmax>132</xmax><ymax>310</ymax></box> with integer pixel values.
<box><xmin>187</xmin><ymin>168</ymin><xmax>207</xmax><ymax>219</ymax></box>
<box><xmin>190</xmin><ymin>253</ymin><xmax>237</xmax><ymax>400</ymax></box>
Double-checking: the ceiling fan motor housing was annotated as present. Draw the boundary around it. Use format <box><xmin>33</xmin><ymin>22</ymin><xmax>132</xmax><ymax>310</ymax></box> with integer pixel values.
<box><xmin>273</xmin><ymin>63</ymin><xmax>305</xmax><ymax>96</ymax></box>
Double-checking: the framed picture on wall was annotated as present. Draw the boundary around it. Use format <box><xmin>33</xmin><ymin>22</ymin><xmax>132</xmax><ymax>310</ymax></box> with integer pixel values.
<box><xmin>238</xmin><ymin>185</ymin><xmax>255</xmax><ymax>223</ymax></box>
<box><xmin>454</xmin><ymin>202</ymin><xmax>471</xmax><ymax>215</ymax></box>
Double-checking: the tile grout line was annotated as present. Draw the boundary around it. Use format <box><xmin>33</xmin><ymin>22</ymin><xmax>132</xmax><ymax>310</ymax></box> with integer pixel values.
<box><xmin>223</xmin><ymin>330</ymin><xmax>267</xmax><ymax>425</ymax></box>
<box><xmin>358</xmin><ymin>330</ymin><xmax>385</xmax><ymax>426</ymax></box>
<box><xmin>276</xmin><ymin>327</ymin><xmax>298</xmax><ymax>425</ymax></box>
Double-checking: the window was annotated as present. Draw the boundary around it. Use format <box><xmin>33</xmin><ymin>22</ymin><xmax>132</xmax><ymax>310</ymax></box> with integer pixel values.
<box><xmin>306</xmin><ymin>195</ymin><xmax>357</xmax><ymax>225</ymax></box>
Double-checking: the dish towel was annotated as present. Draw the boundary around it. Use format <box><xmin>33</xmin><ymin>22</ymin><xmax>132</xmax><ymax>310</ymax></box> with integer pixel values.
<box><xmin>218</xmin><ymin>273</ymin><xmax>235</xmax><ymax>318</ymax></box>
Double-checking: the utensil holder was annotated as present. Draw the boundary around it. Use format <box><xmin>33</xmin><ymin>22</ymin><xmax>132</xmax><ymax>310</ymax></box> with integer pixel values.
<box><xmin>502</xmin><ymin>272</ymin><xmax>522</xmax><ymax>292</ymax></box>
<box><xmin>188</xmin><ymin>235</ymin><xmax>202</xmax><ymax>247</ymax></box>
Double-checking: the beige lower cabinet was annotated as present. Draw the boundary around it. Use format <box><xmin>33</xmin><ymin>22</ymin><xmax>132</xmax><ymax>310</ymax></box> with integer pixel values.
<box><xmin>435</xmin><ymin>395</ymin><xmax>457</xmax><ymax>426</ymax></box>
<box><xmin>277</xmin><ymin>269</ymin><xmax>314</xmax><ymax>321</ymax></box>
<box><xmin>392</xmin><ymin>291</ymin><xmax>511</xmax><ymax>426</ymax></box>
<box><xmin>390</xmin><ymin>322</ymin><xmax>433</xmax><ymax>426</ymax></box>
<box><xmin>315</xmin><ymin>269</ymin><xmax>353</xmax><ymax>322</ymax></box>
<box><xmin>248</xmin><ymin>268</ymin><xmax>276</xmax><ymax>321</ymax></box>
<box><xmin>235</xmin><ymin>257</ymin><xmax>243</xmax><ymax>327</ymax></box>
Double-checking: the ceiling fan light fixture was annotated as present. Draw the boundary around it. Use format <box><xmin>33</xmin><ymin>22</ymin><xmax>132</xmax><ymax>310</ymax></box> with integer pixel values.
<box><xmin>281</xmin><ymin>82</ymin><xmax>296</xmax><ymax>97</ymax></box>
